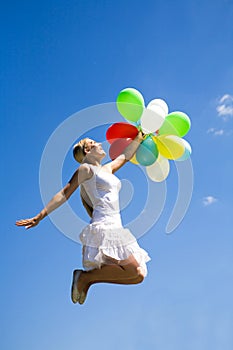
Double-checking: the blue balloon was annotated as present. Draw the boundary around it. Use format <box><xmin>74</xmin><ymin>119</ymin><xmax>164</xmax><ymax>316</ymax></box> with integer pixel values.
<box><xmin>136</xmin><ymin>136</ymin><xmax>158</xmax><ymax>166</ymax></box>
<box><xmin>176</xmin><ymin>139</ymin><xmax>192</xmax><ymax>161</ymax></box>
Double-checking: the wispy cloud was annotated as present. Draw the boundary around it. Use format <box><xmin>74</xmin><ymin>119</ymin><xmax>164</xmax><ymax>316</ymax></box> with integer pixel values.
<box><xmin>219</xmin><ymin>94</ymin><xmax>233</xmax><ymax>104</ymax></box>
<box><xmin>207</xmin><ymin>128</ymin><xmax>224</xmax><ymax>136</ymax></box>
<box><xmin>216</xmin><ymin>94</ymin><xmax>233</xmax><ymax>120</ymax></box>
<box><xmin>202</xmin><ymin>196</ymin><xmax>218</xmax><ymax>206</ymax></box>
<box><xmin>208</xmin><ymin>94</ymin><xmax>233</xmax><ymax>135</ymax></box>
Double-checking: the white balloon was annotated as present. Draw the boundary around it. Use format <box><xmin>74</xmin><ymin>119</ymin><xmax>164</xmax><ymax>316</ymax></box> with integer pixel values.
<box><xmin>147</xmin><ymin>98</ymin><xmax>169</xmax><ymax>116</ymax></box>
<box><xmin>141</xmin><ymin>105</ymin><xmax>166</xmax><ymax>134</ymax></box>
<box><xmin>146</xmin><ymin>155</ymin><xmax>170</xmax><ymax>182</ymax></box>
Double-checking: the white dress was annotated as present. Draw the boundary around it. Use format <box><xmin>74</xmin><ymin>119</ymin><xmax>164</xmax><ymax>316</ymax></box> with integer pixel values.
<box><xmin>79</xmin><ymin>164</ymin><xmax>151</xmax><ymax>276</ymax></box>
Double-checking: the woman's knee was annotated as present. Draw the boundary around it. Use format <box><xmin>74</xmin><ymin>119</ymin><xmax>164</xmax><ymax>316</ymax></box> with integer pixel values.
<box><xmin>136</xmin><ymin>267</ymin><xmax>145</xmax><ymax>283</ymax></box>
<box><xmin>127</xmin><ymin>267</ymin><xmax>145</xmax><ymax>284</ymax></box>
<box><xmin>120</xmin><ymin>261</ymin><xmax>145</xmax><ymax>280</ymax></box>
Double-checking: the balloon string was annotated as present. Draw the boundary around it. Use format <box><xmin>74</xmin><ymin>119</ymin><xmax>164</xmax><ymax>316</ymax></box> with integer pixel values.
<box><xmin>136</xmin><ymin>124</ymin><xmax>156</xmax><ymax>140</ymax></box>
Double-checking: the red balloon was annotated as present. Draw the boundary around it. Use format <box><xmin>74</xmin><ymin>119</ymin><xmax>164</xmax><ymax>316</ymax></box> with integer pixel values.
<box><xmin>106</xmin><ymin>122</ymin><xmax>138</xmax><ymax>144</ymax></box>
<box><xmin>109</xmin><ymin>138</ymin><xmax>132</xmax><ymax>160</ymax></box>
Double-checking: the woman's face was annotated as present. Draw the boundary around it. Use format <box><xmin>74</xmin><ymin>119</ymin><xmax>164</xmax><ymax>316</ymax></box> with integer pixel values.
<box><xmin>84</xmin><ymin>139</ymin><xmax>106</xmax><ymax>159</ymax></box>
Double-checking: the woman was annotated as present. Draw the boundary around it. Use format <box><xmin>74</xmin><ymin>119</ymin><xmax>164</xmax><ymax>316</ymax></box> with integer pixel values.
<box><xmin>16</xmin><ymin>131</ymin><xmax>151</xmax><ymax>305</ymax></box>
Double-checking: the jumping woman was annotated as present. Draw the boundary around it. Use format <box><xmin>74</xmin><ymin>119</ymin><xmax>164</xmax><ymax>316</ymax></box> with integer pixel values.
<box><xmin>16</xmin><ymin>131</ymin><xmax>151</xmax><ymax>305</ymax></box>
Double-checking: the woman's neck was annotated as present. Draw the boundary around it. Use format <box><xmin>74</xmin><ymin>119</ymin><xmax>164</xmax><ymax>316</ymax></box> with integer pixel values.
<box><xmin>82</xmin><ymin>157</ymin><xmax>101</xmax><ymax>167</ymax></box>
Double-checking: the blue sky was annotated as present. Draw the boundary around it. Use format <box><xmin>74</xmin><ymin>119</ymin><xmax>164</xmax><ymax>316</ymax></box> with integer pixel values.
<box><xmin>1</xmin><ymin>0</ymin><xmax>233</xmax><ymax>349</ymax></box>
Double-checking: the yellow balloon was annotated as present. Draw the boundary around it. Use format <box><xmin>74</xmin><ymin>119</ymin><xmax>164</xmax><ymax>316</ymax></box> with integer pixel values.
<box><xmin>151</xmin><ymin>135</ymin><xmax>158</xmax><ymax>144</ymax></box>
<box><xmin>130</xmin><ymin>153</ymin><xmax>139</xmax><ymax>165</ymax></box>
<box><xmin>156</xmin><ymin>135</ymin><xmax>185</xmax><ymax>160</ymax></box>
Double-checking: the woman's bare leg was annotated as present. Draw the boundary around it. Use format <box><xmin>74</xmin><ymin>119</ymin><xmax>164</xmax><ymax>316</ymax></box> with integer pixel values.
<box><xmin>76</xmin><ymin>255</ymin><xmax>145</xmax><ymax>300</ymax></box>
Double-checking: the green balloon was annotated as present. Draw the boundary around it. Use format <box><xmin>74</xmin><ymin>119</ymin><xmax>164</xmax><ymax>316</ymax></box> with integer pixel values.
<box><xmin>117</xmin><ymin>88</ymin><xmax>145</xmax><ymax>123</ymax></box>
<box><xmin>158</xmin><ymin>111</ymin><xmax>191</xmax><ymax>137</ymax></box>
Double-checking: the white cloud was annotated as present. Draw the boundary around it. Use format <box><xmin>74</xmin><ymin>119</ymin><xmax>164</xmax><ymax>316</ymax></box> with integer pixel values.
<box><xmin>216</xmin><ymin>94</ymin><xmax>233</xmax><ymax>120</ymax></box>
<box><xmin>214</xmin><ymin>129</ymin><xmax>224</xmax><ymax>136</ymax></box>
<box><xmin>207</xmin><ymin>128</ymin><xmax>224</xmax><ymax>136</ymax></box>
<box><xmin>219</xmin><ymin>94</ymin><xmax>233</xmax><ymax>104</ymax></box>
<box><xmin>217</xmin><ymin>105</ymin><xmax>233</xmax><ymax>116</ymax></box>
<box><xmin>202</xmin><ymin>196</ymin><xmax>218</xmax><ymax>206</ymax></box>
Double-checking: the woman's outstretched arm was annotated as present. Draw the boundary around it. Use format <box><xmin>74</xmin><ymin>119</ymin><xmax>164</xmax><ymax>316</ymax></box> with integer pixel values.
<box><xmin>15</xmin><ymin>168</ymin><xmax>81</xmax><ymax>229</ymax></box>
<box><xmin>106</xmin><ymin>131</ymin><xmax>144</xmax><ymax>173</ymax></box>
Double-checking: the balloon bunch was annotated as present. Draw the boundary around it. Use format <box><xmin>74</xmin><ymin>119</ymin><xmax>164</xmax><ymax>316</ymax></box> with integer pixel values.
<box><xmin>106</xmin><ymin>88</ymin><xmax>192</xmax><ymax>182</ymax></box>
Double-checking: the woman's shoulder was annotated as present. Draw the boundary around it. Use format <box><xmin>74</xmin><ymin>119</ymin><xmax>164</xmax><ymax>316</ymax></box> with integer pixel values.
<box><xmin>78</xmin><ymin>163</ymin><xmax>94</xmax><ymax>183</ymax></box>
<box><xmin>79</xmin><ymin>163</ymin><xmax>92</xmax><ymax>171</ymax></box>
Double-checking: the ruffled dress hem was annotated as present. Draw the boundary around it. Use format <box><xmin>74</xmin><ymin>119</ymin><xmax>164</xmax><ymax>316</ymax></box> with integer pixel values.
<box><xmin>80</xmin><ymin>222</ymin><xmax>151</xmax><ymax>276</ymax></box>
